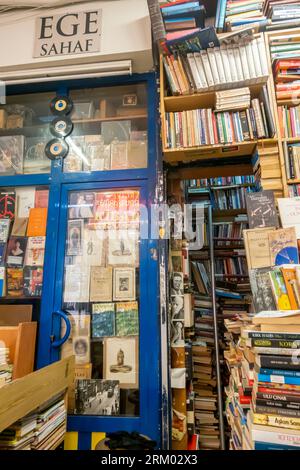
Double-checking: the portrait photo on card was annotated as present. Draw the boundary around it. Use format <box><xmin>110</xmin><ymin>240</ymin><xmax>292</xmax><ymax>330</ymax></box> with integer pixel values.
<box><xmin>69</xmin><ymin>192</ymin><xmax>95</xmax><ymax>219</ymax></box>
<box><xmin>108</xmin><ymin>229</ymin><xmax>139</xmax><ymax>266</ymax></box>
<box><xmin>6</xmin><ymin>236</ymin><xmax>27</xmax><ymax>266</ymax></box>
<box><xmin>113</xmin><ymin>267</ymin><xmax>136</xmax><ymax>301</ymax></box>
<box><xmin>103</xmin><ymin>336</ymin><xmax>138</xmax><ymax>389</ymax></box>
<box><xmin>171</xmin><ymin>295</ymin><xmax>184</xmax><ymax>320</ymax></box>
<box><xmin>171</xmin><ymin>272</ymin><xmax>184</xmax><ymax>296</ymax></box>
<box><xmin>67</xmin><ymin>219</ymin><xmax>84</xmax><ymax>256</ymax></box>
<box><xmin>171</xmin><ymin>320</ymin><xmax>184</xmax><ymax>346</ymax></box>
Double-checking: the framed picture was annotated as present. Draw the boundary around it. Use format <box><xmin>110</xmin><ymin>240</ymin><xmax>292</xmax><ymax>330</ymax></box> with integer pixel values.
<box><xmin>122</xmin><ymin>94</ymin><xmax>137</xmax><ymax>106</ymax></box>
<box><xmin>113</xmin><ymin>267</ymin><xmax>135</xmax><ymax>301</ymax></box>
<box><xmin>108</xmin><ymin>229</ymin><xmax>139</xmax><ymax>266</ymax></box>
<box><xmin>67</xmin><ymin>219</ymin><xmax>84</xmax><ymax>256</ymax></box>
<box><xmin>103</xmin><ymin>336</ymin><xmax>138</xmax><ymax>389</ymax></box>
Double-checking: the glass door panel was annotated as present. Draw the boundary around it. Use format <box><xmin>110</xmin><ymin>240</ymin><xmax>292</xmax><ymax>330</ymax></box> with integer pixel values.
<box><xmin>0</xmin><ymin>91</ymin><xmax>54</xmax><ymax>175</ymax></box>
<box><xmin>63</xmin><ymin>84</ymin><xmax>148</xmax><ymax>173</ymax></box>
<box><xmin>0</xmin><ymin>185</ymin><xmax>49</xmax><ymax>299</ymax></box>
<box><xmin>60</xmin><ymin>188</ymin><xmax>141</xmax><ymax>417</ymax></box>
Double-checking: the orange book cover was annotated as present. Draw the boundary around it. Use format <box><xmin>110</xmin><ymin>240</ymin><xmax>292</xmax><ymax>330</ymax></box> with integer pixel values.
<box><xmin>27</xmin><ymin>208</ymin><xmax>48</xmax><ymax>237</ymax></box>
<box><xmin>281</xmin><ymin>267</ymin><xmax>300</xmax><ymax>310</ymax></box>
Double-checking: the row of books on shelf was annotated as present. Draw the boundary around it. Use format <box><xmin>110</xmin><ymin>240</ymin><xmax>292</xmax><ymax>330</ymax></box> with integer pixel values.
<box><xmin>278</xmin><ymin>105</ymin><xmax>300</xmax><ymax>138</ymax></box>
<box><xmin>163</xmin><ymin>36</ymin><xmax>269</xmax><ymax>95</ymax></box>
<box><xmin>210</xmin><ymin>187</ymin><xmax>253</xmax><ymax>210</ymax></box>
<box><xmin>159</xmin><ymin>0</ymin><xmax>205</xmax><ymax>34</ymax></box>
<box><xmin>288</xmin><ymin>184</ymin><xmax>300</xmax><ymax>196</ymax></box>
<box><xmin>189</xmin><ymin>175</ymin><xmax>255</xmax><ymax>187</ymax></box>
<box><xmin>216</xmin><ymin>0</ymin><xmax>300</xmax><ymax>32</ymax></box>
<box><xmin>213</xmin><ymin>220</ymin><xmax>249</xmax><ymax>245</ymax></box>
<box><xmin>215</xmin><ymin>256</ymin><xmax>249</xmax><ymax>277</ymax></box>
<box><xmin>0</xmin><ymin>396</ymin><xmax>66</xmax><ymax>450</ymax></box>
<box><xmin>164</xmin><ymin>99</ymin><xmax>274</xmax><ymax>149</ymax></box>
<box><xmin>285</xmin><ymin>143</ymin><xmax>300</xmax><ymax>179</ymax></box>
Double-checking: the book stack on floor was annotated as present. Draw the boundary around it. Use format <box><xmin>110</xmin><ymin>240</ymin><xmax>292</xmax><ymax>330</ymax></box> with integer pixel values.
<box><xmin>162</xmin><ymin>35</ymin><xmax>269</xmax><ymax>95</ymax></box>
<box><xmin>0</xmin><ymin>346</ymin><xmax>13</xmax><ymax>389</ymax></box>
<box><xmin>0</xmin><ymin>396</ymin><xmax>66</xmax><ymax>450</ymax></box>
<box><xmin>242</xmin><ymin>310</ymin><xmax>300</xmax><ymax>450</ymax></box>
<box><xmin>164</xmin><ymin>85</ymin><xmax>275</xmax><ymax>149</ymax></box>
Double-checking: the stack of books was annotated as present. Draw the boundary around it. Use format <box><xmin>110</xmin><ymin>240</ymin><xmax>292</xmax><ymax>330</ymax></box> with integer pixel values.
<box><xmin>0</xmin><ymin>396</ymin><xmax>66</xmax><ymax>450</ymax></box>
<box><xmin>165</xmin><ymin>90</ymin><xmax>275</xmax><ymax>149</ymax></box>
<box><xmin>224</xmin><ymin>0</ymin><xmax>267</xmax><ymax>32</ymax></box>
<box><xmin>160</xmin><ymin>0</ymin><xmax>205</xmax><ymax>34</ymax></box>
<box><xmin>215</xmin><ymin>87</ymin><xmax>251</xmax><ymax>111</ymax></box>
<box><xmin>0</xmin><ymin>346</ymin><xmax>12</xmax><ymax>389</ymax></box>
<box><xmin>242</xmin><ymin>311</ymin><xmax>300</xmax><ymax>450</ymax></box>
<box><xmin>285</xmin><ymin>144</ymin><xmax>300</xmax><ymax>180</ymax></box>
<box><xmin>252</xmin><ymin>143</ymin><xmax>284</xmax><ymax>197</ymax></box>
<box><xmin>163</xmin><ymin>36</ymin><xmax>269</xmax><ymax>95</ymax></box>
<box><xmin>264</xmin><ymin>1</ymin><xmax>300</xmax><ymax>25</ymax></box>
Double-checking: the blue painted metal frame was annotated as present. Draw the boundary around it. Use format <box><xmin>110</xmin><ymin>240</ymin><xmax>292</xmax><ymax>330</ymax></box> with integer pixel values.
<box><xmin>3</xmin><ymin>72</ymin><xmax>161</xmax><ymax>447</ymax></box>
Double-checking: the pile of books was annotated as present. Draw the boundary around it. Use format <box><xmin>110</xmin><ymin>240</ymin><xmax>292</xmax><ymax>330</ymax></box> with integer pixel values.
<box><xmin>160</xmin><ymin>0</ymin><xmax>205</xmax><ymax>34</ymax></box>
<box><xmin>0</xmin><ymin>396</ymin><xmax>66</xmax><ymax>450</ymax></box>
<box><xmin>165</xmin><ymin>92</ymin><xmax>275</xmax><ymax>149</ymax></box>
<box><xmin>264</xmin><ymin>0</ymin><xmax>300</xmax><ymax>25</ymax></box>
<box><xmin>242</xmin><ymin>311</ymin><xmax>300</xmax><ymax>450</ymax></box>
<box><xmin>285</xmin><ymin>144</ymin><xmax>300</xmax><ymax>180</ymax></box>
<box><xmin>215</xmin><ymin>87</ymin><xmax>251</xmax><ymax>111</ymax></box>
<box><xmin>252</xmin><ymin>143</ymin><xmax>283</xmax><ymax>197</ymax></box>
<box><xmin>0</xmin><ymin>346</ymin><xmax>12</xmax><ymax>388</ymax></box>
<box><xmin>163</xmin><ymin>36</ymin><xmax>269</xmax><ymax>95</ymax></box>
<box><xmin>224</xmin><ymin>0</ymin><xmax>267</xmax><ymax>32</ymax></box>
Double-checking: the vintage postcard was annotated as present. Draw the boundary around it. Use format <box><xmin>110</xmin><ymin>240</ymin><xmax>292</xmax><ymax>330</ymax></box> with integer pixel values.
<box><xmin>103</xmin><ymin>336</ymin><xmax>138</xmax><ymax>389</ymax></box>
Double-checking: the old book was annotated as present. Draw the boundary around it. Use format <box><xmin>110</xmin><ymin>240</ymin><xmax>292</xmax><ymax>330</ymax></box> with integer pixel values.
<box><xmin>269</xmin><ymin>268</ymin><xmax>292</xmax><ymax>310</ymax></box>
<box><xmin>79</xmin><ymin>228</ymin><xmax>105</xmax><ymax>267</ymax></box>
<box><xmin>11</xmin><ymin>217</ymin><xmax>28</xmax><ymax>237</ymax></box>
<box><xmin>107</xmin><ymin>230</ymin><xmax>139</xmax><ymax>267</ymax></box>
<box><xmin>34</xmin><ymin>189</ymin><xmax>49</xmax><ymax>209</ymax></box>
<box><xmin>6</xmin><ymin>237</ymin><xmax>27</xmax><ymax>267</ymax></box>
<box><xmin>15</xmin><ymin>187</ymin><xmax>35</xmax><ymax>218</ymax></box>
<box><xmin>113</xmin><ymin>267</ymin><xmax>136</xmax><ymax>301</ymax></box>
<box><xmin>23</xmin><ymin>267</ymin><xmax>43</xmax><ymax>297</ymax></box>
<box><xmin>246</xmin><ymin>191</ymin><xmax>279</xmax><ymax>229</ymax></box>
<box><xmin>6</xmin><ymin>268</ymin><xmax>23</xmax><ymax>297</ymax></box>
<box><xmin>249</xmin><ymin>268</ymin><xmax>277</xmax><ymax>313</ymax></box>
<box><xmin>243</xmin><ymin>228</ymin><xmax>276</xmax><ymax>270</ymax></box>
<box><xmin>278</xmin><ymin>197</ymin><xmax>300</xmax><ymax>239</ymax></box>
<box><xmin>91</xmin><ymin>303</ymin><xmax>115</xmax><ymax>338</ymax></box>
<box><xmin>115</xmin><ymin>301</ymin><xmax>139</xmax><ymax>336</ymax></box>
<box><xmin>27</xmin><ymin>208</ymin><xmax>47</xmax><ymax>237</ymax></box>
<box><xmin>0</xmin><ymin>190</ymin><xmax>15</xmax><ymax>220</ymax></box>
<box><xmin>63</xmin><ymin>265</ymin><xmax>90</xmax><ymax>303</ymax></box>
<box><xmin>68</xmin><ymin>192</ymin><xmax>95</xmax><ymax>219</ymax></box>
<box><xmin>61</xmin><ymin>313</ymin><xmax>90</xmax><ymax>360</ymax></box>
<box><xmin>281</xmin><ymin>266</ymin><xmax>300</xmax><ymax>310</ymax></box>
<box><xmin>0</xmin><ymin>219</ymin><xmax>10</xmax><ymax>243</ymax></box>
<box><xmin>24</xmin><ymin>236</ymin><xmax>45</xmax><ymax>266</ymax></box>
<box><xmin>90</xmin><ymin>266</ymin><xmax>113</xmax><ymax>302</ymax></box>
<box><xmin>268</xmin><ymin>227</ymin><xmax>299</xmax><ymax>266</ymax></box>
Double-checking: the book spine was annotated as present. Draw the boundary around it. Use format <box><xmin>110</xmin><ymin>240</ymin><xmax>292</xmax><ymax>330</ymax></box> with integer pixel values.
<box><xmin>258</xmin><ymin>368</ymin><xmax>300</xmax><ymax>378</ymax></box>
<box><xmin>256</xmin><ymin>396</ymin><xmax>300</xmax><ymax>407</ymax></box>
<box><xmin>251</xmin><ymin>420</ymin><xmax>300</xmax><ymax>439</ymax></box>
<box><xmin>252</xmin><ymin>338</ymin><xmax>300</xmax><ymax>349</ymax></box>
<box><xmin>255</xmin><ymin>404</ymin><xmax>300</xmax><ymax>418</ymax></box>
<box><xmin>258</xmin><ymin>373</ymin><xmax>300</xmax><ymax>386</ymax></box>
<box><xmin>249</xmin><ymin>332</ymin><xmax>300</xmax><ymax>341</ymax></box>
<box><xmin>253</xmin><ymin>347</ymin><xmax>300</xmax><ymax>356</ymax></box>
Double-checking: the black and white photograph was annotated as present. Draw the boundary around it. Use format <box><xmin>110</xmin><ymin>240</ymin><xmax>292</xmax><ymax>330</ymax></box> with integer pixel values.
<box><xmin>113</xmin><ymin>267</ymin><xmax>136</xmax><ymax>301</ymax></box>
<box><xmin>108</xmin><ymin>229</ymin><xmax>139</xmax><ymax>266</ymax></box>
<box><xmin>69</xmin><ymin>192</ymin><xmax>95</xmax><ymax>219</ymax></box>
<box><xmin>171</xmin><ymin>272</ymin><xmax>184</xmax><ymax>296</ymax></box>
<box><xmin>170</xmin><ymin>320</ymin><xmax>184</xmax><ymax>347</ymax></box>
<box><xmin>67</xmin><ymin>219</ymin><xmax>84</xmax><ymax>256</ymax></box>
<box><xmin>171</xmin><ymin>295</ymin><xmax>184</xmax><ymax>320</ymax></box>
<box><xmin>74</xmin><ymin>379</ymin><xmax>120</xmax><ymax>415</ymax></box>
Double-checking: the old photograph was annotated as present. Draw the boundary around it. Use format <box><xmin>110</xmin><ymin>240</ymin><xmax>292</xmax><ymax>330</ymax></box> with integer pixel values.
<box><xmin>74</xmin><ymin>379</ymin><xmax>119</xmax><ymax>415</ymax></box>
<box><xmin>104</xmin><ymin>337</ymin><xmax>138</xmax><ymax>389</ymax></box>
<box><xmin>171</xmin><ymin>272</ymin><xmax>184</xmax><ymax>296</ymax></box>
<box><xmin>67</xmin><ymin>219</ymin><xmax>84</xmax><ymax>256</ymax></box>
<box><xmin>113</xmin><ymin>267</ymin><xmax>136</xmax><ymax>301</ymax></box>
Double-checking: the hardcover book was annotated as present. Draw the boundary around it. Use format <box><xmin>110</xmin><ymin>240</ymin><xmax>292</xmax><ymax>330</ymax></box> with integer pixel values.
<box><xmin>90</xmin><ymin>266</ymin><xmax>113</xmax><ymax>302</ymax></box>
<box><xmin>27</xmin><ymin>208</ymin><xmax>48</xmax><ymax>237</ymax></box>
<box><xmin>6</xmin><ymin>268</ymin><xmax>23</xmax><ymax>297</ymax></box>
<box><xmin>268</xmin><ymin>227</ymin><xmax>299</xmax><ymax>266</ymax></box>
<box><xmin>23</xmin><ymin>267</ymin><xmax>43</xmax><ymax>297</ymax></box>
<box><xmin>246</xmin><ymin>190</ymin><xmax>279</xmax><ymax>229</ymax></box>
<box><xmin>6</xmin><ymin>237</ymin><xmax>27</xmax><ymax>267</ymax></box>
<box><xmin>91</xmin><ymin>303</ymin><xmax>115</xmax><ymax>338</ymax></box>
<box><xmin>11</xmin><ymin>217</ymin><xmax>28</xmax><ymax>237</ymax></box>
<box><xmin>249</xmin><ymin>267</ymin><xmax>277</xmax><ymax>312</ymax></box>
<box><xmin>24</xmin><ymin>236</ymin><xmax>45</xmax><ymax>266</ymax></box>
<box><xmin>115</xmin><ymin>301</ymin><xmax>139</xmax><ymax>336</ymax></box>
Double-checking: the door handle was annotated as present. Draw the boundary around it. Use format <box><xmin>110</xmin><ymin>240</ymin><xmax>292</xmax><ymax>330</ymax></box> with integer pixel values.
<box><xmin>52</xmin><ymin>310</ymin><xmax>71</xmax><ymax>348</ymax></box>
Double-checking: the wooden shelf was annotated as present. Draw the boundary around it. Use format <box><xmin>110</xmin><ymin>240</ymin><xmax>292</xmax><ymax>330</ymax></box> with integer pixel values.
<box><xmin>283</xmin><ymin>137</ymin><xmax>300</xmax><ymax>143</ymax></box>
<box><xmin>213</xmin><ymin>209</ymin><xmax>247</xmax><ymax>217</ymax></box>
<box><xmin>288</xmin><ymin>179</ymin><xmax>300</xmax><ymax>184</ymax></box>
<box><xmin>0</xmin><ymin>356</ymin><xmax>74</xmax><ymax>434</ymax></box>
<box><xmin>73</xmin><ymin>115</ymin><xmax>147</xmax><ymax>124</ymax></box>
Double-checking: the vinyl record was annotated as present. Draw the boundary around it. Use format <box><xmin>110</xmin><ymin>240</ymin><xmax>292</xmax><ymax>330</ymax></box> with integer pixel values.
<box><xmin>275</xmin><ymin>246</ymin><xmax>299</xmax><ymax>265</ymax></box>
<box><xmin>45</xmin><ymin>139</ymin><xmax>69</xmax><ymax>160</ymax></box>
<box><xmin>50</xmin><ymin>116</ymin><xmax>73</xmax><ymax>138</ymax></box>
<box><xmin>50</xmin><ymin>95</ymin><xmax>73</xmax><ymax>115</ymax></box>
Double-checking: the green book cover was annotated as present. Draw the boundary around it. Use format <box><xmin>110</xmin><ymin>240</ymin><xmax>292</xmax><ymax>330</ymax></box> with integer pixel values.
<box><xmin>116</xmin><ymin>301</ymin><xmax>139</xmax><ymax>336</ymax></box>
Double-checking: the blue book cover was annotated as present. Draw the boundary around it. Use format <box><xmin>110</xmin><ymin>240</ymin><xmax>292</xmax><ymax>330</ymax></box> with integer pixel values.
<box><xmin>254</xmin><ymin>441</ymin><xmax>300</xmax><ymax>450</ymax></box>
<box><xmin>258</xmin><ymin>373</ymin><xmax>300</xmax><ymax>386</ymax></box>
<box><xmin>0</xmin><ymin>243</ymin><xmax>6</xmax><ymax>266</ymax></box>
<box><xmin>162</xmin><ymin>2</ymin><xmax>200</xmax><ymax>16</ymax></box>
<box><xmin>215</xmin><ymin>0</ymin><xmax>227</xmax><ymax>31</ymax></box>
<box><xmin>92</xmin><ymin>303</ymin><xmax>115</xmax><ymax>338</ymax></box>
<box><xmin>259</xmin><ymin>368</ymin><xmax>300</xmax><ymax>378</ymax></box>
